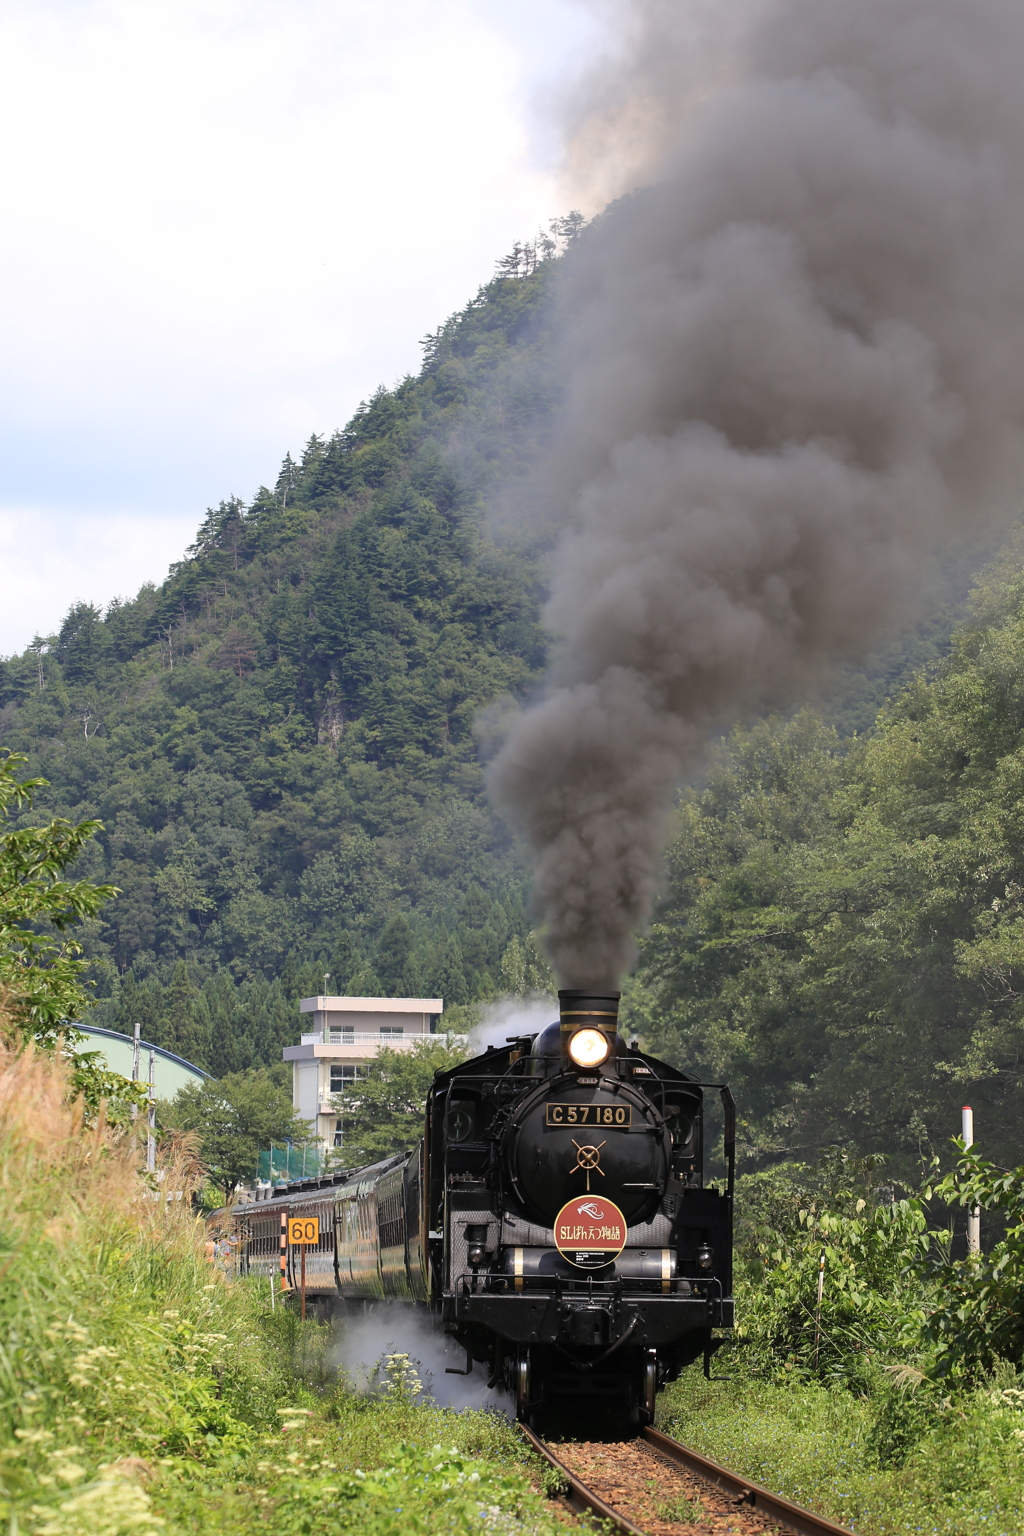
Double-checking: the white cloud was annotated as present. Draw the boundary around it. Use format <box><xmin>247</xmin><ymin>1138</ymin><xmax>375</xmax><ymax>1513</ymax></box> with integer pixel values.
<box><xmin>0</xmin><ymin>0</ymin><xmax>597</xmax><ymax>654</ymax></box>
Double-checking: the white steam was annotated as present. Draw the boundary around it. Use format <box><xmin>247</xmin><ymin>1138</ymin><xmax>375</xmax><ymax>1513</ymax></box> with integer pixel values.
<box><xmin>466</xmin><ymin>996</ymin><xmax>558</xmax><ymax>1055</ymax></box>
<box><xmin>332</xmin><ymin>1305</ymin><xmax>511</xmax><ymax>1414</ymax></box>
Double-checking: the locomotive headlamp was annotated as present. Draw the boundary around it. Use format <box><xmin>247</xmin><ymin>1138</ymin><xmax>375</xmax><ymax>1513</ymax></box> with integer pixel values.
<box><xmin>697</xmin><ymin>1242</ymin><xmax>714</xmax><ymax>1271</ymax></box>
<box><xmin>558</xmin><ymin>989</ymin><xmax>620</xmax><ymax>1070</ymax></box>
<box><xmin>567</xmin><ymin>1028</ymin><xmax>611</xmax><ymax>1068</ymax></box>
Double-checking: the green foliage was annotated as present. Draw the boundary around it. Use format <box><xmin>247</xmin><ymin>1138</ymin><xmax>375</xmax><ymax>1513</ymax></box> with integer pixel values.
<box><xmin>925</xmin><ymin>1143</ymin><xmax>1024</xmax><ymax>1379</ymax></box>
<box><xmin>333</xmin><ymin>1038</ymin><xmax>468</xmax><ymax>1166</ymax></box>
<box><xmin>162</xmin><ymin>1068</ymin><xmax>315</xmax><ymax>1197</ymax></box>
<box><xmin>659</xmin><ymin>1363</ymin><xmax>1024</xmax><ymax>1536</ymax></box>
<box><xmin>746</xmin><ymin>1195</ymin><xmax>931</xmax><ymax>1389</ymax></box>
<box><xmin>710</xmin><ymin>1140</ymin><xmax>1024</xmax><ymax>1496</ymax></box>
<box><xmin>0</xmin><ymin>750</ymin><xmax>145</xmax><ymax>1118</ymax></box>
<box><xmin>654</xmin><ymin>1491</ymin><xmax>704</xmax><ymax>1525</ymax></box>
<box><xmin>0</xmin><ymin>1041</ymin><xmax>558</xmax><ymax>1536</ymax></box>
<box><xmin>0</xmin><ymin>750</ymin><xmax>117</xmax><ymax>1039</ymax></box>
<box><xmin>735</xmin><ymin>1153</ymin><xmax>931</xmax><ymax>1390</ymax></box>
<box><xmin>261</xmin><ymin>1439</ymin><xmax>557</xmax><ymax>1536</ymax></box>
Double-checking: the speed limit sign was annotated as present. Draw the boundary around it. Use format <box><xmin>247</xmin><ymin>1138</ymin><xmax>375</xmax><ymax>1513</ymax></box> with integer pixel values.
<box><xmin>288</xmin><ymin>1216</ymin><xmax>319</xmax><ymax>1244</ymax></box>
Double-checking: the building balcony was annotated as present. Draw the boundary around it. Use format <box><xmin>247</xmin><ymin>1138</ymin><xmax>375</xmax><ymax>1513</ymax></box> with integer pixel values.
<box><xmin>299</xmin><ymin>1030</ymin><xmax>422</xmax><ymax>1047</ymax></box>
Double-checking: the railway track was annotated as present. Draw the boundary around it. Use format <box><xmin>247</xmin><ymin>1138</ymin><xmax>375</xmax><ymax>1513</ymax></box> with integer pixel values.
<box><xmin>521</xmin><ymin>1423</ymin><xmax>854</xmax><ymax>1536</ymax></box>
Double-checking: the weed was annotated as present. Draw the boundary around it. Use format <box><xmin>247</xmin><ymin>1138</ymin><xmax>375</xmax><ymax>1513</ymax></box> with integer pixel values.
<box><xmin>655</xmin><ymin>1490</ymin><xmax>704</xmax><ymax>1523</ymax></box>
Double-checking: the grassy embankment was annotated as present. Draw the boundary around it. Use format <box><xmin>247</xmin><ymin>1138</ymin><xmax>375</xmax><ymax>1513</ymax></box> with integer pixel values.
<box><xmin>0</xmin><ymin>1035</ymin><xmax>560</xmax><ymax>1536</ymax></box>
<box><xmin>659</xmin><ymin>1316</ymin><xmax>1024</xmax><ymax>1533</ymax></box>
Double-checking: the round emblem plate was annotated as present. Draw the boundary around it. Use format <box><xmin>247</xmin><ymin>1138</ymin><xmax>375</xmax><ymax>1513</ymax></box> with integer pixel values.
<box><xmin>553</xmin><ymin>1195</ymin><xmax>628</xmax><ymax>1269</ymax></box>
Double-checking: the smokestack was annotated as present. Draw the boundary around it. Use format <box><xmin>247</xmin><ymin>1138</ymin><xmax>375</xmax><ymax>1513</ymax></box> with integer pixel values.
<box><xmin>559</xmin><ymin>988</ymin><xmax>620</xmax><ymax>1031</ymax></box>
<box><xmin>491</xmin><ymin>0</ymin><xmax>1024</xmax><ymax>988</ymax></box>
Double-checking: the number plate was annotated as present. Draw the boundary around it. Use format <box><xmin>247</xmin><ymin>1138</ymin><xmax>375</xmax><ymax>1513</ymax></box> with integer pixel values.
<box><xmin>545</xmin><ymin>1102</ymin><xmax>632</xmax><ymax>1128</ymax></box>
<box><xmin>288</xmin><ymin>1217</ymin><xmax>320</xmax><ymax>1244</ymax></box>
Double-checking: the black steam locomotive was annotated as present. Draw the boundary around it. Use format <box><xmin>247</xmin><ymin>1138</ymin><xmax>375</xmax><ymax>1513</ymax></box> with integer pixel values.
<box><xmin>233</xmin><ymin>990</ymin><xmax>734</xmax><ymax>1423</ymax></box>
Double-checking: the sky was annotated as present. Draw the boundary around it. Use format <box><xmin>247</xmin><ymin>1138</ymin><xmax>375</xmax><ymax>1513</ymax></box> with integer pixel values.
<box><xmin>0</xmin><ymin>0</ymin><xmax>602</xmax><ymax>656</ymax></box>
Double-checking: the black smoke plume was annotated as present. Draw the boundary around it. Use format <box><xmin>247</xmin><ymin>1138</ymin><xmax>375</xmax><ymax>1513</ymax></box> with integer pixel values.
<box><xmin>490</xmin><ymin>0</ymin><xmax>1024</xmax><ymax>988</ymax></box>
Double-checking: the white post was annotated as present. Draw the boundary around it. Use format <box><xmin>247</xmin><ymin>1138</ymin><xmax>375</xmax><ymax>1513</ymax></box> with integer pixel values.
<box><xmin>962</xmin><ymin>1105</ymin><xmax>980</xmax><ymax>1256</ymax></box>
<box><xmin>131</xmin><ymin>1023</ymin><xmax>141</xmax><ymax>1120</ymax></box>
<box><xmin>812</xmin><ymin>1248</ymin><xmax>826</xmax><ymax>1371</ymax></box>
<box><xmin>147</xmin><ymin>1049</ymin><xmax>157</xmax><ymax>1173</ymax></box>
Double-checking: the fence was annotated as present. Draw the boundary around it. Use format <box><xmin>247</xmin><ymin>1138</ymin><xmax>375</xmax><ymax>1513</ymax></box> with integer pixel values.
<box><xmin>257</xmin><ymin>1145</ymin><xmax>323</xmax><ymax>1182</ymax></box>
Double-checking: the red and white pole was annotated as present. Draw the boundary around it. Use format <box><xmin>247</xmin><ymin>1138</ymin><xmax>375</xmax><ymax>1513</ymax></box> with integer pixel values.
<box><xmin>962</xmin><ymin>1105</ymin><xmax>980</xmax><ymax>1256</ymax></box>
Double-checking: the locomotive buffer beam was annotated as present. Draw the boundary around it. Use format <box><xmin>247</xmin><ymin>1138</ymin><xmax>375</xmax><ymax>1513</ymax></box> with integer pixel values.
<box><xmin>445</xmin><ymin>1289</ymin><xmax>728</xmax><ymax>1345</ymax></box>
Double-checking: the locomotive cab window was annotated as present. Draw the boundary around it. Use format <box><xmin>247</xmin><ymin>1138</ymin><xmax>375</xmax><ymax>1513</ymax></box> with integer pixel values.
<box><xmin>664</xmin><ymin>1103</ymin><xmax>695</xmax><ymax>1147</ymax></box>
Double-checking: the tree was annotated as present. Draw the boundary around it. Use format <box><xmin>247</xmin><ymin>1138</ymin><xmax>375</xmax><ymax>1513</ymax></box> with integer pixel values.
<box><xmin>638</xmin><ymin>710</ymin><xmax>847</xmax><ymax>1152</ymax></box>
<box><xmin>0</xmin><ymin>750</ymin><xmax>118</xmax><ymax>1041</ymax></box>
<box><xmin>374</xmin><ymin>914</ymin><xmax>415</xmax><ymax>994</ymax></box>
<box><xmin>54</xmin><ymin>602</ymin><xmax>109</xmax><ymax>687</ymax></box>
<box><xmin>333</xmin><ymin>1039</ymin><xmax>467</xmax><ymax>1166</ymax></box>
<box><xmin>499</xmin><ymin>932</ymin><xmax>553</xmax><ymax>997</ymax></box>
<box><xmin>156</xmin><ymin>961</ymin><xmax>211</xmax><ymax>1070</ymax></box>
<box><xmin>163</xmin><ymin>1068</ymin><xmax>314</xmax><ymax>1199</ymax></box>
<box><xmin>550</xmin><ymin>210</ymin><xmax>587</xmax><ymax>247</ymax></box>
<box><xmin>0</xmin><ymin>751</ymin><xmax>148</xmax><ymax>1119</ymax></box>
<box><xmin>431</xmin><ymin>937</ymin><xmax>469</xmax><ymax>1007</ymax></box>
<box><xmin>214</xmin><ymin>623</ymin><xmax>259</xmax><ymax>680</ymax></box>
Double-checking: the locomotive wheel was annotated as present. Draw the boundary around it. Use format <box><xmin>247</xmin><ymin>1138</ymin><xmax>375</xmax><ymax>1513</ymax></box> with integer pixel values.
<box><xmin>639</xmin><ymin>1352</ymin><xmax>658</xmax><ymax>1425</ymax></box>
<box><xmin>513</xmin><ymin>1348</ymin><xmax>531</xmax><ymax>1422</ymax></box>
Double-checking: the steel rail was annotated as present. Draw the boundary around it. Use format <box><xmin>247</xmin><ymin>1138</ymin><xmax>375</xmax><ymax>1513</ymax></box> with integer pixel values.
<box><xmin>518</xmin><ymin>1425</ymin><xmax>647</xmax><ymax>1535</ymax></box>
<box><xmin>642</xmin><ymin>1425</ymin><xmax>854</xmax><ymax>1536</ymax></box>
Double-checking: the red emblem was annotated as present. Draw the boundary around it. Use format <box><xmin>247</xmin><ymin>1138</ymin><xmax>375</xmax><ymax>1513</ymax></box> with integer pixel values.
<box><xmin>553</xmin><ymin>1196</ymin><xmax>627</xmax><ymax>1269</ymax></box>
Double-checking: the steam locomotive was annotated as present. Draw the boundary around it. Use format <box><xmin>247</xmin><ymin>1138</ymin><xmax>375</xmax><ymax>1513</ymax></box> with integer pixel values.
<box><xmin>232</xmin><ymin>990</ymin><xmax>734</xmax><ymax>1424</ymax></box>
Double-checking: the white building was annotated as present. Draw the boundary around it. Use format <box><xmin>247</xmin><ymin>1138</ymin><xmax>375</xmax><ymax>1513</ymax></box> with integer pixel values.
<box><xmin>285</xmin><ymin>995</ymin><xmax>443</xmax><ymax>1154</ymax></box>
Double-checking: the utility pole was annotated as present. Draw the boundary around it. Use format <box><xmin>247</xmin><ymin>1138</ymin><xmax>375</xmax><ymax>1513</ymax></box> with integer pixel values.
<box><xmin>131</xmin><ymin>1023</ymin><xmax>141</xmax><ymax>1120</ymax></box>
<box><xmin>147</xmin><ymin>1049</ymin><xmax>157</xmax><ymax>1173</ymax></box>
<box><xmin>962</xmin><ymin>1105</ymin><xmax>981</xmax><ymax>1255</ymax></box>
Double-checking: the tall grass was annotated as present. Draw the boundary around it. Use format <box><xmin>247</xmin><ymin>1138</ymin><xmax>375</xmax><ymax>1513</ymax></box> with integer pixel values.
<box><xmin>0</xmin><ymin>1029</ymin><xmax>557</xmax><ymax>1536</ymax></box>
<box><xmin>660</xmin><ymin>1360</ymin><xmax>1024</xmax><ymax>1536</ymax></box>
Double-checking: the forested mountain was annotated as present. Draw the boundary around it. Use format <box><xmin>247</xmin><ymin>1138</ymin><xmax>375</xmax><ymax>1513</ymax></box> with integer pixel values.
<box><xmin>0</xmin><ymin>256</ymin><xmax>563</xmax><ymax>1073</ymax></box>
<box><xmin>0</xmin><ymin>230</ymin><xmax>998</xmax><ymax>1102</ymax></box>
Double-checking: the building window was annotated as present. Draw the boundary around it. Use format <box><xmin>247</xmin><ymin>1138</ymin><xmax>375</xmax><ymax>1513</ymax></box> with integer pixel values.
<box><xmin>329</xmin><ymin>1063</ymin><xmax>363</xmax><ymax>1093</ymax></box>
<box><xmin>333</xmin><ymin>1118</ymin><xmax>343</xmax><ymax>1148</ymax></box>
<box><xmin>328</xmin><ymin>1026</ymin><xmax>355</xmax><ymax>1043</ymax></box>
<box><xmin>379</xmin><ymin>1026</ymin><xmax>404</xmax><ymax>1037</ymax></box>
